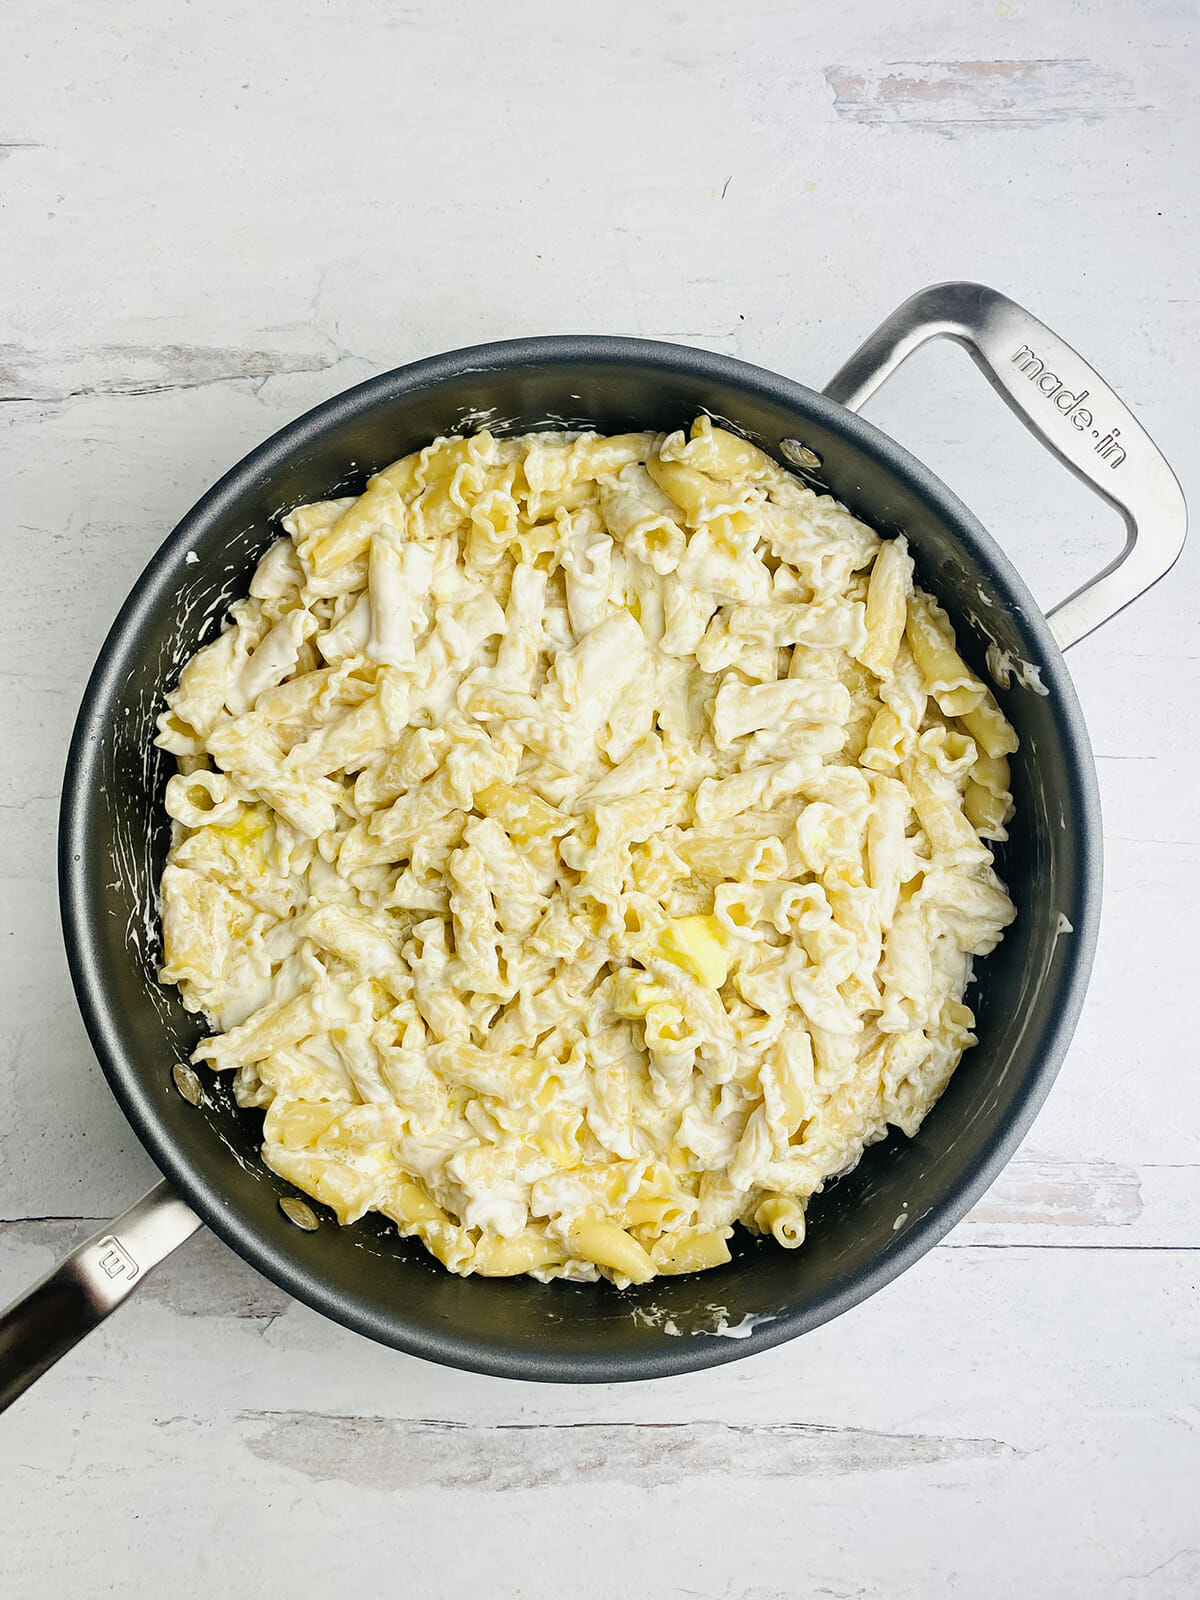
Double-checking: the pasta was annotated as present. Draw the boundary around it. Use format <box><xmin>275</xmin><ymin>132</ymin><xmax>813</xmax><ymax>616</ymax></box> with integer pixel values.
<box><xmin>155</xmin><ymin>415</ymin><xmax>1018</xmax><ymax>1286</ymax></box>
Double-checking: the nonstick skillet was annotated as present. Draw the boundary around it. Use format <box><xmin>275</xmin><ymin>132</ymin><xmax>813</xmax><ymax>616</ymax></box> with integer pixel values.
<box><xmin>0</xmin><ymin>283</ymin><xmax>1186</xmax><ymax>1407</ymax></box>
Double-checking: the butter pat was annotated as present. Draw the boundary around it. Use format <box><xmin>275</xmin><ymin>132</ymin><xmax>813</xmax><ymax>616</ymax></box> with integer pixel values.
<box><xmin>643</xmin><ymin>915</ymin><xmax>730</xmax><ymax>989</ymax></box>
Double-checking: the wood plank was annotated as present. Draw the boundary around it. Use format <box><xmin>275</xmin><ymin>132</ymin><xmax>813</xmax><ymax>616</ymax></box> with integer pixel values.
<box><xmin>1</xmin><ymin>0</ymin><xmax>1197</xmax><ymax>1592</ymax></box>
<box><xmin>0</xmin><ymin>1248</ymin><xmax>1195</xmax><ymax>1598</ymax></box>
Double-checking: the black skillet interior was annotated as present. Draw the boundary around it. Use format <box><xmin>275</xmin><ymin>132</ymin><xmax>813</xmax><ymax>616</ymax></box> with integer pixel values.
<box><xmin>60</xmin><ymin>339</ymin><xmax>1101</xmax><ymax>1381</ymax></box>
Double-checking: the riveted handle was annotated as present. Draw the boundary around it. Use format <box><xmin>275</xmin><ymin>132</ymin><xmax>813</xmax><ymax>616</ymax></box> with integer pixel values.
<box><xmin>824</xmin><ymin>281</ymin><xmax>1187</xmax><ymax>650</ymax></box>
<box><xmin>0</xmin><ymin>1182</ymin><xmax>201</xmax><ymax>1414</ymax></box>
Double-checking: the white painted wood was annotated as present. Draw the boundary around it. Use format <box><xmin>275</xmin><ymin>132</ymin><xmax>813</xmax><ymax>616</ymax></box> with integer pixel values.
<box><xmin>1</xmin><ymin>1</ymin><xmax>1196</xmax><ymax>1595</ymax></box>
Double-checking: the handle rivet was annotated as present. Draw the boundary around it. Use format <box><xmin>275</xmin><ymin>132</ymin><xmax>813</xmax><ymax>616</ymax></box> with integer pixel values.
<box><xmin>172</xmin><ymin>1063</ymin><xmax>203</xmax><ymax>1107</ymax></box>
<box><xmin>780</xmin><ymin>438</ymin><xmax>822</xmax><ymax>471</ymax></box>
<box><xmin>279</xmin><ymin>1196</ymin><xmax>320</xmax><ymax>1232</ymax></box>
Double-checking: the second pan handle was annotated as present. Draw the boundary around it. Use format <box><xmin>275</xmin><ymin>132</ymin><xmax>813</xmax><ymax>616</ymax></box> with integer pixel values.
<box><xmin>0</xmin><ymin>1181</ymin><xmax>201</xmax><ymax>1415</ymax></box>
<box><xmin>823</xmin><ymin>281</ymin><xmax>1187</xmax><ymax>651</ymax></box>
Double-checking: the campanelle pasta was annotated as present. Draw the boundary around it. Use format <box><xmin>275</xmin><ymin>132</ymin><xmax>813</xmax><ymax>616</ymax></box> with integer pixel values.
<box><xmin>155</xmin><ymin>417</ymin><xmax>1017</xmax><ymax>1285</ymax></box>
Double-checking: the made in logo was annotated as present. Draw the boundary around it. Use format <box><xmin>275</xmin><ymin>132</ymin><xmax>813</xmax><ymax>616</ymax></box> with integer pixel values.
<box><xmin>96</xmin><ymin>1236</ymin><xmax>139</xmax><ymax>1281</ymax></box>
<box><xmin>1011</xmin><ymin>346</ymin><xmax>1126</xmax><ymax>469</ymax></box>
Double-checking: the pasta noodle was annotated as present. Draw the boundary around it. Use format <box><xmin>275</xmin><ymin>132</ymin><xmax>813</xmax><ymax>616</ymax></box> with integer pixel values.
<box><xmin>155</xmin><ymin>415</ymin><xmax>1018</xmax><ymax>1286</ymax></box>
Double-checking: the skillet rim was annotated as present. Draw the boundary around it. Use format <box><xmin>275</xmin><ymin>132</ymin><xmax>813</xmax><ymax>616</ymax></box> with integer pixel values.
<box><xmin>57</xmin><ymin>335</ymin><xmax>1102</xmax><ymax>1381</ymax></box>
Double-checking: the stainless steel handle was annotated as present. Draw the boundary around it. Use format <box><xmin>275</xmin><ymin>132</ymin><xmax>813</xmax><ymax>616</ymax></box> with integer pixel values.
<box><xmin>823</xmin><ymin>281</ymin><xmax>1187</xmax><ymax>650</ymax></box>
<box><xmin>0</xmin><ymin>1181</ymin><xmax>201</xmax><ymax>1414</ymax></box>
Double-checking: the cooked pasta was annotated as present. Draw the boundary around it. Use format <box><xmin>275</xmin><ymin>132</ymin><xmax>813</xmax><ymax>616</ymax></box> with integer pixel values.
<box><xmin>155</xmin><ymin>416</ymin><xmax>1017</xmax><ymax>1285</ymax></box>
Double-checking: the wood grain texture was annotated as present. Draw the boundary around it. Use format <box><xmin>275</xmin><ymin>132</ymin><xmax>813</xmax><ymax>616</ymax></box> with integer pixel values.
<box><xmin>823</xmin><ymin>59</ymin><xmax>1143</xmax><ymax>129</ymax></box>
<box><xmin>1</xmin><ymin>0</ymin><xmax>1197</xmax><ymax>1594</ymax></box>
<box><xmin>238</xmin><ymin>1414</ymin><xmax>1024</xmax><ymax>1490</ymax></box>
<box><xmin>0</xmin><ymin>336</ymin><xmax>340</xmax><ymax>402</ymax></box>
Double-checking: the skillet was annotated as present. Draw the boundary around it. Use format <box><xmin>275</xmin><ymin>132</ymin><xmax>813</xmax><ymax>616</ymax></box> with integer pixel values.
<box><xmin>0</xmin><ymin>282</ymin><xmax>1186</xmax><ymax>1406</ymax></box>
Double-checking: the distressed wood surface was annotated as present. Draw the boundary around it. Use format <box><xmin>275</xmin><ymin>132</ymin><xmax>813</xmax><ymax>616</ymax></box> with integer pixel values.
<box><xmin>1</xmin><ymin>2</ymin><xmax>1197</xmax><ymax>1596</ymax></box>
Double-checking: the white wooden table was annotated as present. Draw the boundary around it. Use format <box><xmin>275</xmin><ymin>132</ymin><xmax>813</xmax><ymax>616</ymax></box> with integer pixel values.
<box><xmin>2</xmin><ymin>4</ymin><xmax>1197</xmax><ymax>1595</ymax></box>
